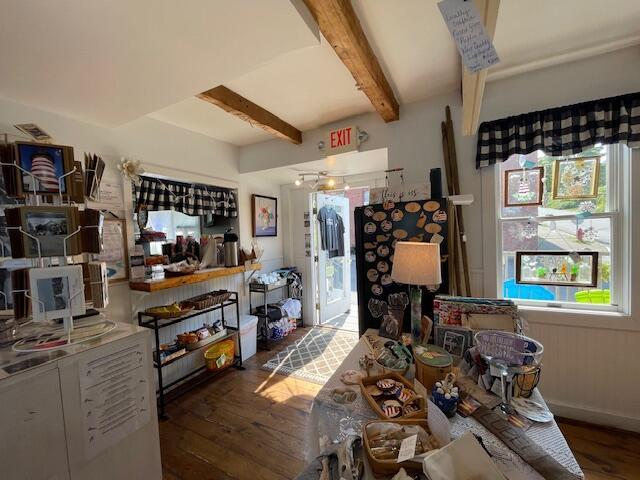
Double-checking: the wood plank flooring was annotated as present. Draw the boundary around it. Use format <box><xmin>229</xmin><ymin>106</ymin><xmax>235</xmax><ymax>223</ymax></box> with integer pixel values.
<box><xmin>160</xmin><ymin>327</ymin><xmax>640</xmax><ymax>480</ymax></box>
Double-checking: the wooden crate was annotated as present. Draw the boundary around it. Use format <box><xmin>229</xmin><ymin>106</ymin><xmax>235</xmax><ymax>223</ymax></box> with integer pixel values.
<box><xmin>359</xmin><ymin>372</ymin><xmax>426</xmax><ymax>420</ymax></box>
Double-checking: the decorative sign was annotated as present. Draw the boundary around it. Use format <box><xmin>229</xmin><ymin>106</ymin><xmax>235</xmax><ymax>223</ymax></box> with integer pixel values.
<box><xmin>504</xmin><ymin>167</ymin><xmax>544</xmax><ymax>207</ymax></box>
<box><xmin>515</xmin><ymin>250</ymin><xmax>599</xmax><ymax>287</ymax></box>
<box><xmin>552</xmin><ymin>156</ymin><xmax>600</xmax><ymax>199</ymax></box>
<box><xmin>438</xmin><ymin>0</ymin><xmax>500</xmax><ymax>73</ymax></box>
<box><xmin>369</xmin><ymin>184</ymin><xmax>430</xmax><ymax>204</ymax></box>
<box><xmin>324</xmin><ymin>125</ymin><xmax>359</xmax><ymax>156</ymax></box>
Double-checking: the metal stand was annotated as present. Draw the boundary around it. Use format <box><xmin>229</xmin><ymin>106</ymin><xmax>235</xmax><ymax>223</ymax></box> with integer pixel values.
<box><xmin>250</xmin><ymin>281</ymin><xmax>302</xmax><ymax>351</ymax></box>
<box><xmin>138</xmin><ymin>291</ymin><xmax>243</xmax><ymax>419</ymax></box>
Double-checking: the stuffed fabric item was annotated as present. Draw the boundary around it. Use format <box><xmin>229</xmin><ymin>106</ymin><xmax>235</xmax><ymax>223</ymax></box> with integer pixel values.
<box><xmin>422</xmin><ymin>432</ymin><xmax>506</xmax><ymax>480</ymax></box>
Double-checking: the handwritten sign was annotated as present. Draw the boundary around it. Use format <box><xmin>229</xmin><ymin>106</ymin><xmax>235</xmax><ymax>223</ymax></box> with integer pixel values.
<box><xmin>369</xmin><ymin>184</ymin><xmax>430</xmax><ymax>204</ymax></box>
<box><xmin>438</xmin><ymin>0</ymin><xmax>500</xmax><ymax>73</ymax></box>
<box><xmin>324</xmin><ymin>125</ymin><xmax>359</xmax><ymax>155</ymax></box>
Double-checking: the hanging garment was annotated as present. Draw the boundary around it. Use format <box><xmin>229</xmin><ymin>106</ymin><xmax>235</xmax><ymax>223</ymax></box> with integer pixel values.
<box><xmin>328</xmin><ymin>214</ymin><xmax>345</xmax><ymax>258</ymax></box>
<box><xmin>318</xmin><ymin>206</ymin><xmax>345</xmax><ymax>257</ymax></box>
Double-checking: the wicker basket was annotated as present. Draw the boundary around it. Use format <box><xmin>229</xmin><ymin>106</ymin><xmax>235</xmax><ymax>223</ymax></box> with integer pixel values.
<box><xmin>182</xmin><ymin>290</ymin><xmax>232</xmax><ymax>310</ymax></box>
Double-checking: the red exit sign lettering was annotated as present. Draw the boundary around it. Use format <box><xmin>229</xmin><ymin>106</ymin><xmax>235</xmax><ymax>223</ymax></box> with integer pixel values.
<box><xmin>325</xmin><ymin>125</ymin><xmax>359</xmax><ymax>155</ymax></box>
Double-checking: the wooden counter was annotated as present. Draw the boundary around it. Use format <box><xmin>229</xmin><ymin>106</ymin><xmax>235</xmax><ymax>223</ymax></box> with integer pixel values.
<box><xmin>129</xmin><ymin>263</ymin><xmax>262</xmax><ymax>292</ymax></box>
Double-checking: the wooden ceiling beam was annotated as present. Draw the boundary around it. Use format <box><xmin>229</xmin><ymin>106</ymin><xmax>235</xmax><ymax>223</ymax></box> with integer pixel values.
<box><xmin>197</xmin><ymin>86</ymin><xmax>302</xmax><ymax>144</ymax></box>
<box><xmin>304</xmin><ymin>0</ymin><xmax>399</xmax><ymax>122</ymax></box>
<box><xmin>461</xmin><ymin>0</ymin><xmax>500</xmax><ymax>136</ymax></box>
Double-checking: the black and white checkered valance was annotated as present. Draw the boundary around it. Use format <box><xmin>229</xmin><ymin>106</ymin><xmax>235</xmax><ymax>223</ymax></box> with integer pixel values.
<box><xmin>476</xmin><ymin>92</ymin><xmax>640</xmax><ymax>168</ymax></box>
<box><xmin>136</xmin><ymin>176</ymin><xmax>237</xmax><ymax>217</ymax></box>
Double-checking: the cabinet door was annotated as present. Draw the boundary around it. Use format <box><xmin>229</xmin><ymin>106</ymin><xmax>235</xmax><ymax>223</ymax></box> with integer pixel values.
<box><xmin>0</xmin><ymin>366</ymin><xmax>70</xmax><ymax>480</ymax></box>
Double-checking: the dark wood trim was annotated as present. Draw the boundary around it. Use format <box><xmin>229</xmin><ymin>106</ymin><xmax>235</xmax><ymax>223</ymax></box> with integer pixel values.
<box><xmin>303</xmin><ymin>0</ymin><xmax>399</xmax><ymax>122</ymax></box>
<box><xmin>197</xmin><ymin>86</ymin><xmax>302</xmax><ymax>144</ymax></box>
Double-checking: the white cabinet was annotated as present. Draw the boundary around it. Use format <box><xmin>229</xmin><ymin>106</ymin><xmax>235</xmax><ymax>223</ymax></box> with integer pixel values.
<box><xmin>0</xmin><ymin>365</ymin><xmax>70</xmax><ymax>480</ymax></box>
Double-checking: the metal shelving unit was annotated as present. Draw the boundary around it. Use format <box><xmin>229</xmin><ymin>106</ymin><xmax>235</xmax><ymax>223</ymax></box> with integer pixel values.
<box><xmin>138</xmin><ymin>291</ymin><xmax>243</xmax><ymax>418</ymax></box>
<box><xmin>249</xmin><ymin>281</ymin><xmax>302</xmax><ymax>350</ymax></box>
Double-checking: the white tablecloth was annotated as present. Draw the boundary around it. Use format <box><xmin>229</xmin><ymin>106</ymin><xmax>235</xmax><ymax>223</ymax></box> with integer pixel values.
<box><xmin>303</xmin><ymin>331</ymin><xmax>584</xmax><ymax>480</ymax></box>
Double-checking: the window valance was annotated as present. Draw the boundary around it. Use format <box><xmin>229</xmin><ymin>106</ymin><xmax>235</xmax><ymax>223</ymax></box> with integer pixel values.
<box><xmin>476</xmin><ymin>91</ymin><xmax>640</xmax><ymax>168</ymax></box>
<box><xmin>135</xmin><ymin>176</ymin><xmax>237</xmax><ymax>217</ymax></box>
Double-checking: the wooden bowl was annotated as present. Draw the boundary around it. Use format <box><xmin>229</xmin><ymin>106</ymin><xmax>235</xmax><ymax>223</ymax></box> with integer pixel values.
<box><xmin>144</xmin><ymin>304</ymin><xmax>194</xmax><ymax>319</ymax></box>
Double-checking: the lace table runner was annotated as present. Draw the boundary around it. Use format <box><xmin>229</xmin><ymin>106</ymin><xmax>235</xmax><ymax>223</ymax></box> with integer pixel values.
<box><xmin>303</xmin><ymin>330</ymin><xmax>583</xmax><ymax>479</ymax></box>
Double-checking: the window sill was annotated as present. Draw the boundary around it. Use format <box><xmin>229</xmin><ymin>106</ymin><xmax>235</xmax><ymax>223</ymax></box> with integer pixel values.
<box><xmin>518</xmin><ymin>305</ymin><xmax>639</xmax><ymax>332</ymax></box>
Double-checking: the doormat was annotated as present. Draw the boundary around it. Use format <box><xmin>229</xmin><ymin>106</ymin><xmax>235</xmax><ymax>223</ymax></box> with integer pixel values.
<box><xmin>262</xmin><ymin>328</ymin><xmax>359</xmax><ymax>385</ymax></box>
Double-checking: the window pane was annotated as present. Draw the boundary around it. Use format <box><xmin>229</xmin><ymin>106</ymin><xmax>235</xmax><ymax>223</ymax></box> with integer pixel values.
<box><xmin>501</xmin><ymin>217</ymin><xmax>612</xmax><ymax>305</ymax></box>
<box><xmin>500</xmin><ymin>146</ymin><xmax>609</xmax><ymax>219</ymax></box>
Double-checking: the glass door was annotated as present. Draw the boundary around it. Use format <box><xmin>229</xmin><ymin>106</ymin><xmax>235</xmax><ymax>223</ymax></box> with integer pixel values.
<box><xmin>313</xmin><ymin>193</ymin><xmax>352</xmax><ymax>324</ymax></box>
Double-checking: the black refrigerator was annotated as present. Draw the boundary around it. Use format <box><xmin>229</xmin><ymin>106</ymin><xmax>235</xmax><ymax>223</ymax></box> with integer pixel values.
<box><xmin>355</xmin><ymin>198</ymin><xmax>450</xmax><ymax>336</ymax></box>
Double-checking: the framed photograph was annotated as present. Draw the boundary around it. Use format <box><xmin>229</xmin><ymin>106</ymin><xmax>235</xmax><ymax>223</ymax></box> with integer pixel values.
<box><xmin>552</xmin><ymin>156</ymin><xmax>600</xmax><ymax>199</ymax></box>
<box><xmin>504</xmin><ymin>167</ymin><xmax>544</xmax><ymax>207</ymax></box>
<box><xmin>20</xmin><ymin>206</ymin><xmax>80</xmax><ymax>257</ymax></box>
<box><xmin>515</xmin><ymin>250</ymin><xmax>599</xmax><ymax>287</ymax></box>
<box><xmin>434</xmin><ymin>325</ymin><xmax>474</xmax><ymax>357</ymax></box>
<box><xmin>252</xmin><ymin>194</ymin><xmax>277</xmax><ymax>237</ymax></box>
<box><xmin>29</xmin><ymin>265</ymin><xmax>85</xmax><ymax>322</ymax></box>
<box><xmin>14</xmin><ymin>142</ymin><xmax>74</xmax><ymax>194</ymax></box>
<box><xmin>94</xmin><ymin>218</ymin><xmax>129</xmax><ymax>284</ymax></box>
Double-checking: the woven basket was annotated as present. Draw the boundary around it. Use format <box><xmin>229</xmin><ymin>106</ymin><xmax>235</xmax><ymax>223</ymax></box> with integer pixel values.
<box><xmin>182</xmin><ymin>290</ymin><xmax>232</xmax><ymax>310</ymax></box>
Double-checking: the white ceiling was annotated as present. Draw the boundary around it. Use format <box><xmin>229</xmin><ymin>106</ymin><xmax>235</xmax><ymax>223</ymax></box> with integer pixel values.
<box><xmin>247</xmin><ymin>148</ymin><xmax>388</xmax><ymax>185</ymax></box>
<box><xmin>0</xmin><ymin>0</ymin><xmax>319</xmax><ymax>126</ymax></box>
<box><xmin>0</xmin><ymin>1</ymin><xmax>638</xmax><ymax>145</ymax></box>
<box><xmin>151</xmin><ymin>0</ymin><xmax>640</xmax><ymax>146</ymax></box>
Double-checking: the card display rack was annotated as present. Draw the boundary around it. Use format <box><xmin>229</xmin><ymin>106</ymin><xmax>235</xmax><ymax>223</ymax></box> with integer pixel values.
<box><xmin>0</xmin><ymin>133</ymin><xmax>111</xmax><ymax>351</ymax></box>
<box><xmin>137</xmin><ymin>290</ymin><xmax>243</xmax><ymax>418</ymax></box>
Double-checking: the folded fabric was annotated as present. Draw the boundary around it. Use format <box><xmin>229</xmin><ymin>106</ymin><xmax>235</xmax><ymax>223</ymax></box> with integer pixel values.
<box><xmin>422</xmin><ymin>432</ymin><xmax>506</xmax><ymax>480</ymax></box>
<box><xmin>279</xmin><ymin>298</ymin><xmax>302</xmax><ymax>318</ymax></box>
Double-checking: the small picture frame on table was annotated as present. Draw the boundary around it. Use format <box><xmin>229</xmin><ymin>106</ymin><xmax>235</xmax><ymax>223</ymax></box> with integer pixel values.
<box><xmin>434</xmin><ymin>324</ymin><xmax>474</xmax><ymax>357</ymax></box>
<box><xmin>29</xmin><ymin>265</ymin><xmax>85</xmax><ymax>322</ymax></box>
<box><xmin>252</xmin><ymin>194</ymin><xmax>277</xmax><ymax>237</ymax></box>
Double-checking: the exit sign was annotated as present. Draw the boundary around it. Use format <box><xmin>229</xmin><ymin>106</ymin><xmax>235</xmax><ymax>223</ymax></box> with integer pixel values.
<box><xmin>325</xmin><ymin>125</ymin><xmax>359</xmax><ymax>155</ymax></box>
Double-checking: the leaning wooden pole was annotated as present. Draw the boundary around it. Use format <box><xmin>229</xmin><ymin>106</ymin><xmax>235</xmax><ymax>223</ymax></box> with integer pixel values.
<box><xmin>441</xmin><ymin>122</ymin><xmax>460</xmax><ymax>295</ymax></box>
<box><xmin>444</xmin><ymin>106</ymin><xmax>472</xmax><ymax>296</ymax></box>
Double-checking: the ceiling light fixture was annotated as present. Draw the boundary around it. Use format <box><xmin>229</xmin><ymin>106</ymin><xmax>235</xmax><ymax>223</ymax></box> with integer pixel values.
<box><xmin>327</xmin><ymin>178</ymin><xmax>336</xmax><ymax>187</ymax></box>
<box><xmin>294</xmin><ymin>178</ymin><xmax>302</xmax><ymax>186</ymax></box>
<box><xmin>343</xmin><ymin>176</ymin><xmax>350</xmax><ymax>190</ymax></box>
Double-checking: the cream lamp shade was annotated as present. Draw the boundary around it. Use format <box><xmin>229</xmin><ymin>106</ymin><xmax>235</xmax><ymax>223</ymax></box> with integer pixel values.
<box><xmin>391</xmin><ymin>241</ymin><xmax>442</xmax><ymax>286</ymax></box>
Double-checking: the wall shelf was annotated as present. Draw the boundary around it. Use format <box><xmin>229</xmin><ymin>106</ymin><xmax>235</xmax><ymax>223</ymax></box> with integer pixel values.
<box><xmin>129</xmin><ymin>263</ymin><xmax>262</xmax><ymax>292</ymax></box>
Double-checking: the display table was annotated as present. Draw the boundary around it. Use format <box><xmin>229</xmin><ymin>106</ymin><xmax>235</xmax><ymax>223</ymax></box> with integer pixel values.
<box><xmin>303</xmin><ymin>330</ymin><xmax>584</xmax><ymax>479</ymax></box>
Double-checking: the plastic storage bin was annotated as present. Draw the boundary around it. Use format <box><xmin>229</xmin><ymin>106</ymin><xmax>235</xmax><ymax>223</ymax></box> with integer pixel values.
<box><xmin>230</xmin><ymin>314</ymin><xmax>258</xmax><ymax>362</ymax></box>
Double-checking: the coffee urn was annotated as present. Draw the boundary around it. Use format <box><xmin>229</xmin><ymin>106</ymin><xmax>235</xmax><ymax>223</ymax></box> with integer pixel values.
<box><xmin>223</xmin><ymin>229</ymin><xmax>239</xmax><ymax>267</ymax></box>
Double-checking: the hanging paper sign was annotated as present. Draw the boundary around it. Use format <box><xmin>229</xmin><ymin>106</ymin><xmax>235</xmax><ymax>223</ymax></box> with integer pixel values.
<box><xmin>324</xmin><ymin>125</ymin><xmax>359</xmax><ymax>155</ymax></box>
<box><xmin>438</xmin><ymin>0</ymin><xmax>500</xmax><ymax>73</ymax></box>
<box><xmin>369</xmin><ymin>184</ymin><xmax>430</xmax><ymax>204</ymax></box>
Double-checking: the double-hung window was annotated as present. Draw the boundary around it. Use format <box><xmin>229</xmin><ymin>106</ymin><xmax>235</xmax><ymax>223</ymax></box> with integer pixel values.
<box><xmin>496</xmin><ymin>144</ymin><xmax>630</xmax><ymax>311</ymax></box>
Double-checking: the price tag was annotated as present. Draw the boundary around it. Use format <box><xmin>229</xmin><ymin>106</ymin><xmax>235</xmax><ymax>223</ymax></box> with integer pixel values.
<box><xmin>216</xmin><ymin>353</ymin><xmax>226</xmax><ymax>368</ymax></box>
<box><xmin>396</xmin><ymin>434</ymin><xmax>418</xmax><ymax>463</ymax></box>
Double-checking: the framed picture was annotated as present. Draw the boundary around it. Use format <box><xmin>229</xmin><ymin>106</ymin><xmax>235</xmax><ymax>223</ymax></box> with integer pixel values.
<box><xmin>16</xmin><ymin>206</ymin><xmax>81</xmax><ymax>257</ymax></box>
<box><xmin>252</xmin><ymin>194</ymin><xmax>277</xmax><ymax>237</ymax></box>
<box><xmin>29</xmin><ymin>265</ymin><xmax>85</xmax><ymax>322</ymax></box>
<box><xmin>14</xmin><ymin>142</ymin><xmax>74</xmax><ymax>194</ymax></box>
<box><xmin>14</xmin><ymin>123</ymin><xmax>52</xmax><ymax>142</ymax></box>
<box><xmin>504</xmin><ymin>167</ymin><xmax>544</xmax><ymax>207</ymax></box>
<box><xmin>94</xmin><ymin>218</ymin><xmax>129</xmax><ymax>284</ymax></box>
<box><xmin>434</xmin><ymin>325</ymin><xmax>474</xmax><ymax>357</ymax></box>
<box><xmin>552</xmin><ymin>156</ymin><xmax>600</xmax><ymax>199</ymax></box>
<box><xmin>515</xmin><ymin>250</ymin><xmax>599</xmax><ymax>287</ymax></box>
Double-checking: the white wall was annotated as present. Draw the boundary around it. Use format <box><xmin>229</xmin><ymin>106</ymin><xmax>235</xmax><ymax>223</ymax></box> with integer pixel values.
<box><xmin>0</xmin><ymin>95</ymin><xmax>284</xmax><ymax>323</ymax></box>
<box><xmin>240</xmin><ymin>47</ymin><xmax>640</xmax><ymax>430</ymax></box>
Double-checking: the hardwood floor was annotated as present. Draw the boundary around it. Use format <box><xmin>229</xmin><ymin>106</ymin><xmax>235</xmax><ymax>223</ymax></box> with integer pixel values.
<box><xmin>160</xmin><ymin>327</ymin><xmax>640</xmax><ymax>480</ymax></box>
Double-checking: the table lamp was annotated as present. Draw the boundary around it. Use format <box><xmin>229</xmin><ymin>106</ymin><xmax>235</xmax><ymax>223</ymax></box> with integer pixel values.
<box><xmin>391</xmin><ymin>241</ymin><xmax>442</xmax><ymax>345</ymax></box>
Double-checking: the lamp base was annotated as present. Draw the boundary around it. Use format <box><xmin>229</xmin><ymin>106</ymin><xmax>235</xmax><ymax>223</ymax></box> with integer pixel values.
<box><xmin>410</xmin><ymin>285</ymin><xmax>422</xmax><ymax>345</ymax></box>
